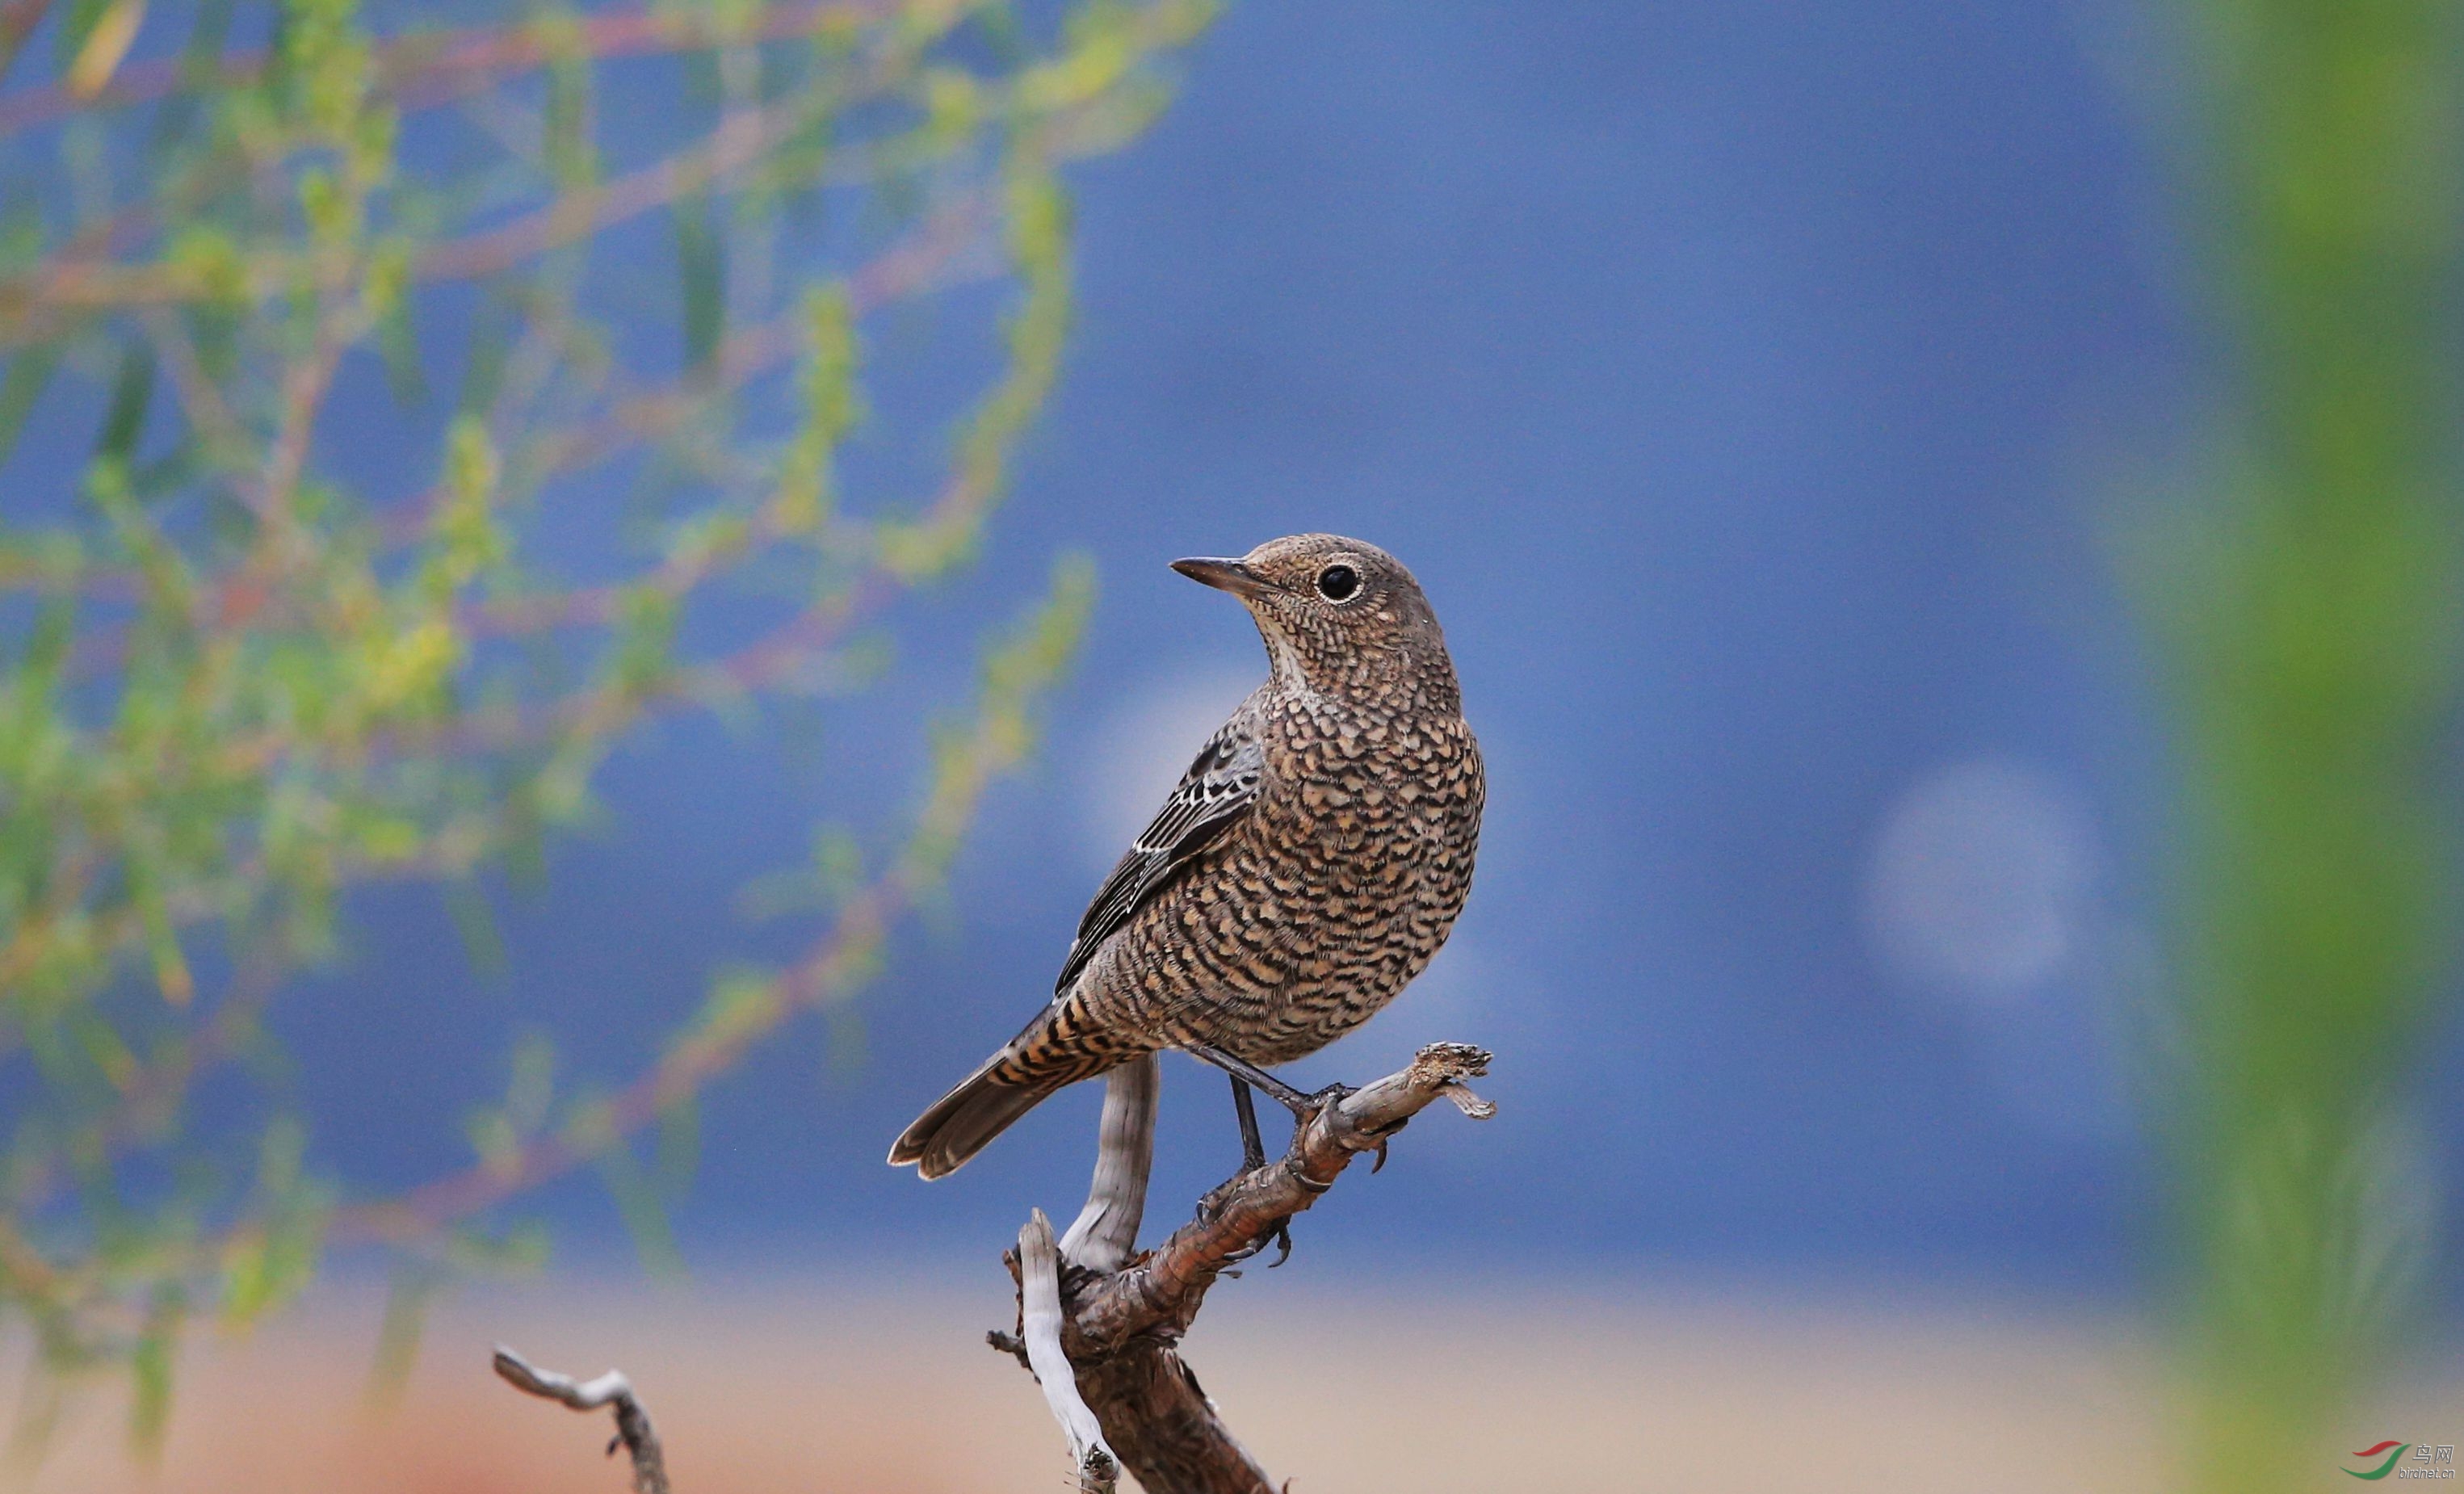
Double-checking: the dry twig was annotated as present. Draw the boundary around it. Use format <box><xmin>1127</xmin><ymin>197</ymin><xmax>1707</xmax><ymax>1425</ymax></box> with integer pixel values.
<box><xmin>493</xmin><ymin>1345</ymin><xmax>670</xmax><ymax>1494</ymax></box>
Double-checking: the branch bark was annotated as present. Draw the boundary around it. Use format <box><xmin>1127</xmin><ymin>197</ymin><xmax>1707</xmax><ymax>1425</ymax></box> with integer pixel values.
<box><xmin>1020</xmin><ymin>1210</ymin><xmax>1123</xmax><ymax>1493</ymax></box>
<box><xmin>1060</xmin><ymin>1055</ymin><xmax>1158</xmax><ymax>1273</ymax></box>
<box><xmin>487</xmin><ymin>1043</ymin><xmax>1496</xmax><ymax>1494</ymax></box>
<box><xmin>1001</xmin><ymin>1042</ymin><xmax>1497</xmax><ymax>1493</ymax></box>
<box><xmin>493</xmin><ymin>1345</ymin><xmax>670</xmax><ymax>1494</ymax></box>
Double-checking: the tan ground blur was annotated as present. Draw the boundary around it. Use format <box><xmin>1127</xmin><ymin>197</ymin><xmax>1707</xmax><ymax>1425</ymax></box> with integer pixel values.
<box><xmin>2</xmin><ymin>1274</ymin><xmax>2453</xmax><ymax>1492</ymax></box>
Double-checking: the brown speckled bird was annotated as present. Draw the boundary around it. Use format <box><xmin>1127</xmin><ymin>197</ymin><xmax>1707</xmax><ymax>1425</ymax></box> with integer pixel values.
<box><xmin>889</xmin><ymin>535</ymin><xmax>1484</xmax><ymax>1181</ymax></box>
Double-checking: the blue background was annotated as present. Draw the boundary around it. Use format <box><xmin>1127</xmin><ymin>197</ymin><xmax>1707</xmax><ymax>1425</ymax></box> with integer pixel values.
<box><xmin>229</xmin><ymin>1</ymin><xmax>2460</xmax><ymax>1298</ymax></box>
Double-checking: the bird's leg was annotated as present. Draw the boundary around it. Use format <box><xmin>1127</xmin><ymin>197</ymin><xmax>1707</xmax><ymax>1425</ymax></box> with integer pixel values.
<box><xmin>1186</xmin><ymin>1055</ymin><xmax>1310</xmax><ymax>1267</ymax></box>
<box><xmin>1189</xmin><ymin>1044</ymin><xmax>1357</xmax><ymax>1133</ymax></box>
<box><xmin>1230</xmin><ymin>1076</ymin><xmax>1267</xmax><ymax>1172</ymax></box>
<box><xmin>1187</xmin><ymin>1044</ymin><xmax>1316</xmax><ymax>1113</ymax></box>
<box><xmin>1227</xmin><ymin>1076</ymin><xmax>1295</xmax><ymax>1267</ymax></box>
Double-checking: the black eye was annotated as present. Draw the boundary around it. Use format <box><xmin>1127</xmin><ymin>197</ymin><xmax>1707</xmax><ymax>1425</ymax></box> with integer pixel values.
<box><xmin>1315</xmin><ymin>564</ymin><xmax>1360</xmax><ymax>602</ymax></box>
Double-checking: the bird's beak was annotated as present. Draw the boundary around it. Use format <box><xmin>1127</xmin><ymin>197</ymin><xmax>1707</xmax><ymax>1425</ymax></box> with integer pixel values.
<box><xmin>1170</xmin><ymin>556</ymin><xmax>1271</xmax><ymax>599</ymax></box>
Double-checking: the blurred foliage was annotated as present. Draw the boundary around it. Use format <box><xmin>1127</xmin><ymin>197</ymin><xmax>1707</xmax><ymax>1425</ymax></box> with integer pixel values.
<box><xmin>2146</xmin><ymin>1</ymin><xmax>2459</xmax><ymax>1487</ymax></box>
<box><xmin>0</xmin><ymin>0</ymin><xmax>1210</xmax><ymax>1449</ymax></box>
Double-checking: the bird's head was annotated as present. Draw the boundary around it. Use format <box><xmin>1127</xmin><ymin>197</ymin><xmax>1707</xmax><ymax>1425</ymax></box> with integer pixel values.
<box><xmin>1172</xmin><ymin>534</ymin><xmax>1458</xmax><ymax>709</ymax></box>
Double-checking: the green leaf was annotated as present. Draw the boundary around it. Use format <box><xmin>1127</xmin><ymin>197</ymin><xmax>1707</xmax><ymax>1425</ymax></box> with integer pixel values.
<box><xmin>53</xmin><ymin>0</ymin><xmax>111</xmax><ymax>77</ymax></box>
<box><xmin>674</xmin><ymin>189</ymin><xmax>724</xmax><ymax>372</ymax></box>
<box><xmin>220</xmin><ymin>1182</ymin><xmax>329</xmax><ymax>1328</ymax></box>
<box><xmin>254</xmin><ymin>1116</ymin><xmax>308</xmax><ymax>1203</ymax></box>
<box><xmin>146</xmin><ymin>0</ymin><xmax>237</xmax><ymax>149</ymax></box>
<box><xmin>771</xmin><ymin>282</ymin><xmax>864</xmax><ymax>531</ymax></box>
<box><xmin>463</xmin><ymin>1106</ymin><xmax>518</xmax><ymax>1179</ymax></box>
<box><xmin>368</xmin><ymin>241</ymin><xmax>426</xmax><ymax>406</ymax></box>
<box><xmin>812</xmin><ymin>825</ymin><xmax>863</xmax><ymax>909</ymax></box>
<box><xmin>363</xmin><ymin>1265</ymin><xmax>442</xmax><ymax>1410</ymax></box>
<box><xmin>611</xmin><ymin>585</ymin><xmax>678</xmax><ymax>694</ymax></box>
<box><xmin>540</xmin><ymin>15</ymin><xmax>596</xmax><ymax>189</ymax></box>
<box><xmin>0</xmin><ymin>343</ymin><xmax>63</xmax><ymax>470</ymax></box>
<box><xmin>598</xmin><ymin>1142</ymin><xmax>684</xmax><ymax>1279</ymax></box>
<box><xmin>94</xmin><ymin>342</ymin><xmax>154</xmax><ymax>463</ymax></box>
<box><xmin>443</xmin><ymin>877</ymin><xmax>507</xmax><ymax>979</ymax></box>
<box><xmin>678</xmin><ymin>963</ymin><xmax>782</xmax><ymax>1059</ymax></box>
<box><xmin>454</xmin><ymin>294</ymin><xmax>512</xmax><ymax>417</ymax></box>
<box><xmin>442</xmin><ymin>1219</ymin><xmax>552</xmax><ymax>1276</ymax></box>
<box><xmin>654</xmin><ymin>1095</ymin><xmax>698</xmax><ymax>1198</ymax></box>
<box><xmin>505</xmin><ymin>1029</ymin><xmax>556</xmax><ymax>1134</ymax></box>
<box><xmin>128</xmin><ymin>1286</ymin><xmax>185</xmax><ymax>1458</ymax></box>
<box><xmin>130</xmin><ymin>858</ymin><xmax>195</xmax><ymax>1006</ymax></box>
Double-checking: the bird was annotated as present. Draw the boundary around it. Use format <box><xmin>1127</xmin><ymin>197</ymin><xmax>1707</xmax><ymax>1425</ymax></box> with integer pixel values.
<box><xmin>888</xmin><ymin>533</ymin><xmax>1484</xmax><ymax>1182</ymax></box>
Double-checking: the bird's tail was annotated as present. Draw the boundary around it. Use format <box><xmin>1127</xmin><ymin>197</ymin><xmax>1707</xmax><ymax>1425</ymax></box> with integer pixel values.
<box><xmin>888</xmin><ymin>1013</ymin><xmax>1119</xmax><ymax>1180</ymax></box>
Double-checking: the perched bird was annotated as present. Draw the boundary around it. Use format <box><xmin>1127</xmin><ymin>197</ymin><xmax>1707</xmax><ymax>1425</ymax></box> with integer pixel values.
<box><xmin>889</xmin><ymin>533</ymin><xmax>1484</xmax><ymax>1181</ymax></box>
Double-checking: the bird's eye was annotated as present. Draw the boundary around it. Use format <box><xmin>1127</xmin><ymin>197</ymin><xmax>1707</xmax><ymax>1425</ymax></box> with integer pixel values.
<box><xmin>1315</xmin><ymin>564</ymin><xmax>1360</xmax><ymax>602</ymax></box>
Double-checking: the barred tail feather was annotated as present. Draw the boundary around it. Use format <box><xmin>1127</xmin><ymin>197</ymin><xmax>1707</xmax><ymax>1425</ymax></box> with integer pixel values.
<box><xmin>887</xmin><ymin>1064</ymin><xmax>1063</xmax><ymax>1180</ymax></box>
<box><xmin>889</xmin><ymin>1021</ymin><xmax>1116</xmax><ymax>1179</ymax></box>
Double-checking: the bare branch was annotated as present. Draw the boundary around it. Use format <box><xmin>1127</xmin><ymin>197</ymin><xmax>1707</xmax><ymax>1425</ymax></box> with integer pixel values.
<box><xmin>1061</xmin><ymin>1055</ymin><xmax>1158</xmax><ymax>1273</ymax></box>
<box><xmin>1018</xmin><ymin>1210</ymin><xmax>1121</xmax><ymax>1494</ymax></box>
<box><xmin>996</xmin><ymin>1043</ymin><xmax>1498</xmax><ymax>1494</ymax></box>
<box><xmin>492</xmin><ymin>1345</ymin><xmax>670</xmax><ymax>1494</ymax></box>
<box><xmin>1074</xmin><ymin>1042</ymin><xmax>1496</xmax><ymax>1350</ymax></box>
<box><xmin>478</xmin><ymin>1045</ymin><xmax>1492</xmax><ymax>1494</ymax></box>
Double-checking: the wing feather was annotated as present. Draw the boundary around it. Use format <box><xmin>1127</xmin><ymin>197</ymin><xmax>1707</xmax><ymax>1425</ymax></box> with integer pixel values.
<box><xmin>1052</xmin><ymin>714</ymin><xmax>1264</xmax><ymax>996</ymax></box>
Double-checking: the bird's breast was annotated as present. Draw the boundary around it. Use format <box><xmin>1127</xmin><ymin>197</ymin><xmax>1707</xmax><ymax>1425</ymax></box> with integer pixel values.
<box><xmin>1265</xmin><ymin>708</ymin><xmax>1480</xmax><ymax>896</ymax></box>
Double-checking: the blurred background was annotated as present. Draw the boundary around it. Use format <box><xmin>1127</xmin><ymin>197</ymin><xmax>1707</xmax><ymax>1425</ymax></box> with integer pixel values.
<box><xmin>0</xmin><ymin>2</ymin><xmax>2456</xmax><ymax>1491</ymax></box>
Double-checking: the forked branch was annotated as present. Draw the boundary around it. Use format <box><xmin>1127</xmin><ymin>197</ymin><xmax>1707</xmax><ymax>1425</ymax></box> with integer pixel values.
<box><xmin>486</xmin><ymin>1044</ymin><xmax>1495</xmax><ymax>1494</ymax></box>
<box><xmin>1003</xmin><ymin>1042</ymin><xmax>1498</xmax><ymax>1493</ymax></box>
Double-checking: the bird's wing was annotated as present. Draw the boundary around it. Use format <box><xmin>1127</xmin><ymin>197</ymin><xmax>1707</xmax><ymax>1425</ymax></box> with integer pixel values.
<box><xmin>1053</xmin><ymin>715</ymin><xmax>1266</xmax><ymax>996</ymax></box>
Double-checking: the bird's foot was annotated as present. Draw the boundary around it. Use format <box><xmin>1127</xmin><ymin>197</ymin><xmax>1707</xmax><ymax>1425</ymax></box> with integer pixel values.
<box><xmin>1193</xmin><ymin>1169</ymin><xmax>1299</xmax><ymax>1270</ymax></box>
<box><xmin>1217</xmin><ymin>1214</ymin><xmax>1295</xmax><ymax>1270</ymax></box>
<box><xmin>1285</xmin><ymin>1081</ymin><xmax>1354</xmax><ymax>1125</ymax></box>
<box><xmin>1186</xmin><ymin>1054</ymin><xmax>1358</xmax><ymax>1271</ymax></box>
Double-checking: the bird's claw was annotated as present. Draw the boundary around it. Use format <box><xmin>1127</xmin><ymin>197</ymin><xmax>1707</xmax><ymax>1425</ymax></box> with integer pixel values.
<box><xmin>1266</xmin><ymin>1221</ymin><xmax>1294</xmax><ymax>1266</ymax></box>
<box><xmin>1221</xmin><ymin>1215</ymin><xmax>1295</xmax><ymax>1269</ymax></box>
